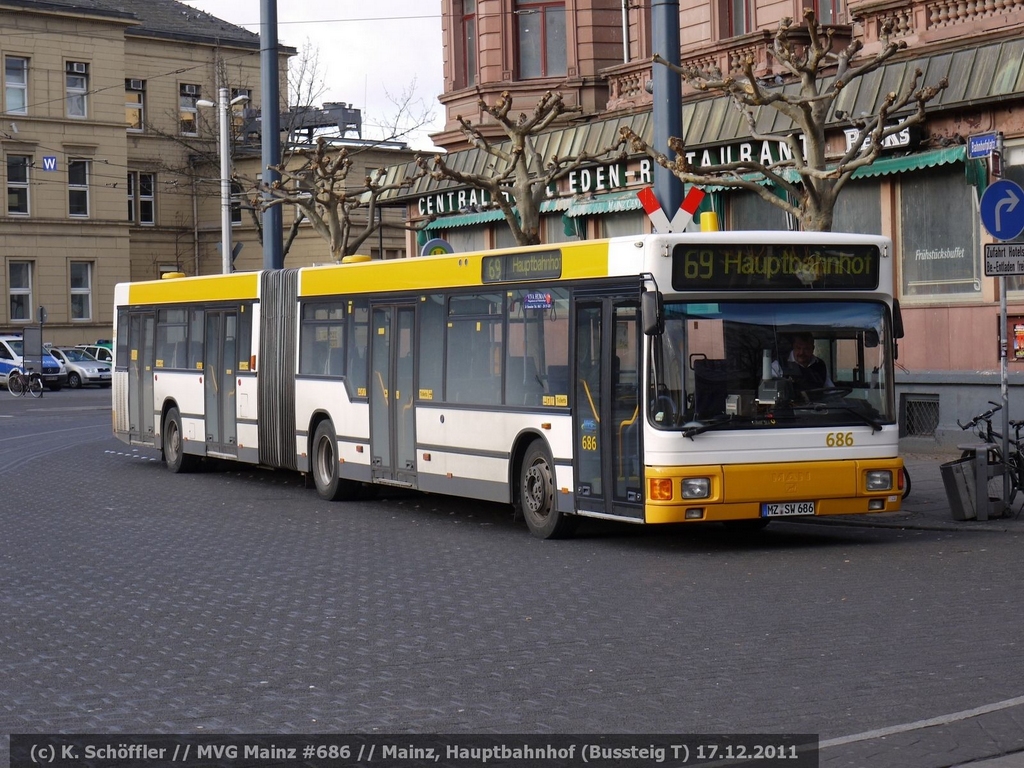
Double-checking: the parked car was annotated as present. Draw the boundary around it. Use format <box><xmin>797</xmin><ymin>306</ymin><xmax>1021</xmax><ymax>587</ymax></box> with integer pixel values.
<box><xmin>0</xmin><ymin>334</ymin><xmax>67</xmax><ymax>391</ymax></box>
<box><xmin>48</xmin><ymin>347</ymin><xmax>112</xmax><ymax>388</ymax></box>
<box><xmin>75</xmin><ymin>342</ymin><xmax>113</xmax><ymax>366</ymax></box>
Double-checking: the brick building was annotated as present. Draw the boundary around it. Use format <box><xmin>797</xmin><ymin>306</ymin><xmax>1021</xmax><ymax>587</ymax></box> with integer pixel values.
<box><xmin>386</xmin><ymin>0</ymin><xmax>1024</xmax><ymax>444</ymax></box>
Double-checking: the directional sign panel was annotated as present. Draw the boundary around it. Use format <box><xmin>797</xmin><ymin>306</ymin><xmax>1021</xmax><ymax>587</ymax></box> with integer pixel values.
<box><xmin>980</xmin><ymin>179</ymin><xmax>1024</xmax><ymax>241</ymax></box>
<box><xmin>985</xmin><ymin>243</ymin><xmax>1024</xmax><ymax>276</ymax></box>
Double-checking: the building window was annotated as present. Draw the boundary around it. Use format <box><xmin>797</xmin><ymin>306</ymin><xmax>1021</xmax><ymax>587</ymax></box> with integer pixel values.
<box><xmin>728</xmin><ymin>190</ymin><xmax>789</xmax><ymax>231</ymax></box>
<box><xmin>726</xmin><ymin>0</ymin><xmax>754</xmax><ymax>36</ymax></box>
<box><xmin>180</xmin><ymin>84</ymin><xmax>200</xmax><ymax>135</ymax></box>
<box><xmin>900</xmin><ymin>166</ymin><xmax>980</xmax><ymax>297</ymax></box>
<box><xmin>516</xmin><ymin>0</ymin><xmax>566</xmax><ymax>79</ymax></box>
<box><xmin>126</xmin><ymin>79</ymin><xmax>145</xmax><ymax>131</ymax></box>
<box><xmin>459</xmin><ymin>0</ymin><xmax>477</xmax><ymax>88</ymax></box>
<box><xmin>70</xmin><ymin>261</ymin><xmax>92</xmax><ymax>320</ymax></box>
<box><xmin>66</xmin><ymin>62</ymin><xmax>88</xmax><ymax>118</ymax></box>
<box><xmin>68</xmin><ymin>159</ymin><xmax>89</xmax><ymax>217</ymax></box>
<box><xmin>127</xmin><ymin>171</ymin><xmax>155</xmax><ymax>224</ymax></box>
<box><xmin>5</xmin><ymin>56</ymin><xmax>28</xmax><ymax>115</ymax></box>
<box><xmin>815</xmin><ymin>0</ymin><xmax>843</xmax><ymax>24</ymax></box>
<box><xmin>7</xmin><ymin>154</ymin><xmax>30</xmax><ymax>215</ymax></box>
<box><xmin>9</xmin><ymin>260</ymin><xmax>32</xmax><ymax>321</ymax></box>
<box><xmin>230</xmin><ymin>88</ymin><xmax>252</xmax><ymax>135</ymax></box>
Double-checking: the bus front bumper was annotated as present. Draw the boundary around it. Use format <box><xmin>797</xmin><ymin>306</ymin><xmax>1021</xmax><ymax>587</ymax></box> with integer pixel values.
<box><xmin>643</xmin><ymin>458</ymin><xmax>905</xmax><ymax>524</ymax></box>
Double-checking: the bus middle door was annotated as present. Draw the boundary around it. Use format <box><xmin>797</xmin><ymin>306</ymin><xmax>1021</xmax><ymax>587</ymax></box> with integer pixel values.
<box><xmin>369</xmin><ymin>304</ymin><xmax>417</xmax><ymax>486</ymax></box>
<box><xmin>573</xmin><ymin>293</ymin><xmax>643</xmax><ymax>520</ymax></box>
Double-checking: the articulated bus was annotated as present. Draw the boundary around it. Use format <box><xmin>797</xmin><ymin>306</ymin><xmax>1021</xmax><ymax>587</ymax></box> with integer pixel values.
<box><xmin>112</xmin><ymin>231</ymin><xmax>905</xmax><ymax>538</ymax></box>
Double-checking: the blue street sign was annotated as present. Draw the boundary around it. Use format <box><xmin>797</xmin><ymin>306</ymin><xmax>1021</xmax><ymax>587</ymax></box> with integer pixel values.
<box><xmin>967</xmin><ymin>132</ymin><xmax>998</xmax><ymax>160</ymax></box>
<box><xmin>980</xmin><ymin>179</ymin><xmax>1024</xmax><ymax>241</ymax></box>
<box><xmin>42</xmin><ymin>156</ymin><xmax>58</xmax><ymax>171</ymax></box>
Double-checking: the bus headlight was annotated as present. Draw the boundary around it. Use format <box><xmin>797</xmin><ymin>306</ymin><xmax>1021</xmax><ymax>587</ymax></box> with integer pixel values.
<box><xmin>865</xmin><ymin>470</ymin><xmax>893</xmax><ymax>491</ymax></box>
<box><xmin>681</xmin><ymin>477</ymin><xmax>711</xmax><ymax>499</ymax></box>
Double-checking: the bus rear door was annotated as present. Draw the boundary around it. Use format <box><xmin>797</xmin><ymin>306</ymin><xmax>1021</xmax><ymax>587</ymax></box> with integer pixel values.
<box><xmin>204</xmin><ymin>308</ymin><xmax>238</xmax><ymax>457</ymax></box>
<box><xmin>127</xmin><ymin>311</ymin><xmax>156</xmax><ymax>444</ymax></box>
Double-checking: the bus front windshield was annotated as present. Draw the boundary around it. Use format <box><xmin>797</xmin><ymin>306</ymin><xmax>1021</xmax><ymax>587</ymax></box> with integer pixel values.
<box><xmin>648</xmin><ymin>300</ymin><xmax>895</xmax><ymax>431</ymax></box>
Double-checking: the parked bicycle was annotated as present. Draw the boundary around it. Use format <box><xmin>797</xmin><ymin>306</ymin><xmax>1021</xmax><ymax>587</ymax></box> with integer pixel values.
<box><xmin>7</xmin><ymin>367</ymin><xmax>44</xmax><ymax>398</ymax></box>
<box><xmin>956</xmin><ymin>401</ymin><xmax>1024</xmax><ymax>516</ymax></box>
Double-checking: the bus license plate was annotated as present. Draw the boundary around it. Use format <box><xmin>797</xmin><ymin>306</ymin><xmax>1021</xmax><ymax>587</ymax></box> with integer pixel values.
<box><xmin>761</xmin><ymin>501</ymin><xmax>816</xmax><ymax>517</ymax></box>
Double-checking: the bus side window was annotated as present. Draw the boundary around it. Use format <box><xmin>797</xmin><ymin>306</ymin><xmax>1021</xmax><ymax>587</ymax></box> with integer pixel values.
<box><xmin>327</xmin><ymin>346</ymin><xmax>344</xmax><ymax>376</ymax></box>
<box><xmin>506</xmin><ymin>357</ymin><xmax>543</xmax><ymax>406</ymax></box>
<box><xmin>546</xmin><ymin>365</ymin><xmax>569</xmax><ymax>395</ymax></box>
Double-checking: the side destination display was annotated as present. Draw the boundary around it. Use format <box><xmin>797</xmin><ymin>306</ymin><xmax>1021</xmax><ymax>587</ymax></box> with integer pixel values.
<box><xmin>482</xmin><ymin>250</ymin><xmax>562</xmax><ymax>284</ymax></box>
<box><xmin>672</xmin><ymin>243</ymin><xmax>880</xmax><ymax>291</ymax></box>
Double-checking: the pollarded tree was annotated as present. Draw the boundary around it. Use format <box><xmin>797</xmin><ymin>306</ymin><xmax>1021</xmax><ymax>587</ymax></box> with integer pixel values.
<box><xmin>622</xmin><ymin>9</ymin><xmax>948</xmax><ymax>232</ymax></box>
<box><xmin>258</xmin><ymin>136</ymin><xmax>426</xmax><ymax>262</ymax></box>
<box><xmin>423</xmin><ymin>90</ymin><xmax>627</xmax><ymax>246</ymax></box>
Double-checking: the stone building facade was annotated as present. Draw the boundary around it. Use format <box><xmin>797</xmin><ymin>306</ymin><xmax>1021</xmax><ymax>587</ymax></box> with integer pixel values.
<box><xmin>1</xmin><ymin>0</ymin><xmax>413</xmax><ymax>348</ymax></box>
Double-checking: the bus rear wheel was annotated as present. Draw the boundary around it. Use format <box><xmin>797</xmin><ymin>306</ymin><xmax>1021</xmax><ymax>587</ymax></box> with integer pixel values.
<box><xmin>312</xmin><ymin>420</ymin><xmax>359</xmax><ymax>501</ymax></box>
<box><xmin>163</xmin><ymin>407</ymin><xmax>199</xmax><ymax>473</ymax></box>
<box><xmin>519</xmin><ymin>441</ymin><xmax>577</xmax><ymax>539</ymax></box>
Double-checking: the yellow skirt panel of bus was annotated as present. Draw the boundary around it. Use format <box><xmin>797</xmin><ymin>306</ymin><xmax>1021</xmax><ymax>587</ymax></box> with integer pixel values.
<box><xmin>643</xmin><ymin>458</ymin><xmax>903</xmax><ymax>524</ymax></box>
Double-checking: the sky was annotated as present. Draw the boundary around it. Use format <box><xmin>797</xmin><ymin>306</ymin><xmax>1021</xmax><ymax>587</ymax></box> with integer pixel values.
<box><xmin>179</xmin><ymin>1</ymin><xmax>446</xmax><ymax>150</ymax></box>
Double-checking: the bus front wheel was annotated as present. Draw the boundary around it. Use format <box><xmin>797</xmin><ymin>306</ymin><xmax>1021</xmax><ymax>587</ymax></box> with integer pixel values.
<box><xmin>312</xmin><ymin>420</ymin><xmax>354</xmax><ymax>501</ymax></box>
<box><xmin>519</xmin><ymin>442</ymin><xmax>577</xmax><ymax>539</ymax></box>
<box><xmin>163</xmin><ymin>407</ymin><xmax>199</xmax><ymax>473</ymax></box>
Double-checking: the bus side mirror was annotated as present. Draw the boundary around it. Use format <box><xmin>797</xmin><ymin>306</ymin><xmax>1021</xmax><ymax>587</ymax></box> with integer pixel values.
<box><xmin>642</xmin><ymin>290</ymin><xmax>664</xmax><ymax>336</ymax></box>
<box><xmin>892</xmin><ymin>299</ymin><xmax>904</xmax><ymax>339</ymax></box>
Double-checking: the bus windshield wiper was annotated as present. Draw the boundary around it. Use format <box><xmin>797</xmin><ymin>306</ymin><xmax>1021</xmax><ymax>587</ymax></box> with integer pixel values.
<box><xmin>681</xmin><ymin>415</ymin><xmax>733</xmax><ymax>439</ymax></box>
<box><xmin>792</xmin><ymin>402</ymin><xmax>882</xmax><ymax>433</ymax></box>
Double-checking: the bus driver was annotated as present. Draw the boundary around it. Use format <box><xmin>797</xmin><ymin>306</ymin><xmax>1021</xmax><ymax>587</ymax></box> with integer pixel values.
<box><xmin>771</xmin><ymin>332</ymin><xmax>834</xmax><ymax>401</ymax></box>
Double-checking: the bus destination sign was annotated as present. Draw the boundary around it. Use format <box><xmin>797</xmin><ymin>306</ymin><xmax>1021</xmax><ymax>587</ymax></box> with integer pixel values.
<box><xmin>672</xmin><ymin>243</ymin><xmax>880</xmax><ymax>291</ymax></box>
<box><xmin>482</xmin><ymin>250</ymin><xmax>562</xmax><ymax>284</ymax></box>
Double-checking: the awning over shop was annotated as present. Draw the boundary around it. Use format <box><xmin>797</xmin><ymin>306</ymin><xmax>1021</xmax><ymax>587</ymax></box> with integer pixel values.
<box><xmin>422</xmin><ymin>208</ymin><xmax>507</xmax><ymax>230</ymax></box>
<box><xmin>851</xmin><ymin>144</ymin><xmax>966</xmax><ymax>178</ymax></box>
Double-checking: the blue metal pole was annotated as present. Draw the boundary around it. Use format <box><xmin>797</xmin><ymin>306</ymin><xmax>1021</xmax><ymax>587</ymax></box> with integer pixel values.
<box><xmin>651</xmin><ymin>0</ymin><xmax>683</xmax><ymax>217</ymax></box>
<box><xmin>261</xmin><ymin>0</ymin><xmax>283</xmax><ymax>269</ymax></box>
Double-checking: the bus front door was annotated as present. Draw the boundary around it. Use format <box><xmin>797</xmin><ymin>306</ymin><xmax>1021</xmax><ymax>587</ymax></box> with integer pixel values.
<box><xmin>204</xmin><ymin>309</ymin><xmax>238</xmax><ymax>457</ymax></box>
<box><xmin>369</xmin><ymin>305</ymin><xmax>417</xmax><ymax>486</ymax></box>
<box><xmin>573</xmin><ymin>295</ymin><xmax>643</xmax><ymax>520</ymax></box>
<box><xmin>127</xmin><ymin>311</ymin><xmax>156</xmax><ymax>445</ymax></box>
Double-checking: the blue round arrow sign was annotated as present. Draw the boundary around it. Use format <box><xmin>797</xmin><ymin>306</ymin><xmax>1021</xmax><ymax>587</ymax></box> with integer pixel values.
<box><xmin>980</xmin><ymin>179</ymin><xmax>1024</xmax><ymax>241</ymax></box>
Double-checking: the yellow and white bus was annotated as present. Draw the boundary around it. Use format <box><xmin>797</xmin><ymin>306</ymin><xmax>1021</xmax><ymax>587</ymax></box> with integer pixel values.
<box><xmin>113</xmin><ymin>231</ymin><xmax>905</xmax><ymax>538</ymax></box>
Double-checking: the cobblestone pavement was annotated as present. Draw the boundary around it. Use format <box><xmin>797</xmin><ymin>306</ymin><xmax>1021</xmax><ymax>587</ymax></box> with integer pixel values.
<box><xmin>3</xmin><ymin>390</ymin><xmax>1024</xmax><ymax>768</ymax></box>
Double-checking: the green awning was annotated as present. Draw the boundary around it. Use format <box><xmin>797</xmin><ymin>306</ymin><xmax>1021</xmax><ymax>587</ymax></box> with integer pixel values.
<box><xmin>565</xmin><ymin>189</ymin><xmax>643</xmax><ymax>218</ymax></box>
<box><xmin>422</xmin><ymin>208</ymin><xmax>507</xmax><ymax>231</ymax></box>
<box><xmin>851</xmin><ymin>145</ymin><xmax>966</xmax><ymax>178</ymax></box>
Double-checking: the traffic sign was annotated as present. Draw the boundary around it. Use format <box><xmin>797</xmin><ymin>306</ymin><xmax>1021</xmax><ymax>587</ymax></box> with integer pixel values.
<box><xmin>637</xmin><ymin>186</ymin><xmax>706</xmax><ymax>232</ymax></box>
<box><xmin>980</xmin><ymin>179</ymin><xmax>1024</xmax><ymax>241</ymax></box>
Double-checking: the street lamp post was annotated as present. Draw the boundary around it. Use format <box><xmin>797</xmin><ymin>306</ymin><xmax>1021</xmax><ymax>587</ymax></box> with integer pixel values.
<box><xmin>198</xmin><ymin>87</ymin><xmax>249</xmax><ymax>274</ymax></box>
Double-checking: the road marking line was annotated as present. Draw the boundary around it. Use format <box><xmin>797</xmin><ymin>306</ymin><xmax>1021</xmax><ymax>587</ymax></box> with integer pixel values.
<box><xmin>821</xmin><ymin>694</ymin><xmax>1024</xmax><ymax>748</ymax></box>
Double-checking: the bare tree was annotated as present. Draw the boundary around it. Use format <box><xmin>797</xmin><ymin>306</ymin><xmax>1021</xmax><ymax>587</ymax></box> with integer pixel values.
<box><xmin>258</xmin><ymin>137</ymin><xmax>426</xmax><ymax>262</ymax></box>
<box><xmin>423</xmin><ymin>90</ymin><xmax>627</xmax><ymax>246</ymax></box>
<box><xmin>238</xmin><ymin>56</ymin><xmax>436</xmax><ymax>263</ymax></box>
<box><xmin>623</xmin><ymin>10</ymin><xmax>948</xmax><ymax>231</ymax></box>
